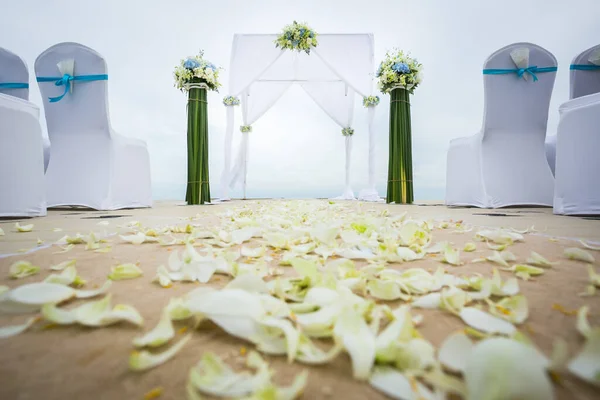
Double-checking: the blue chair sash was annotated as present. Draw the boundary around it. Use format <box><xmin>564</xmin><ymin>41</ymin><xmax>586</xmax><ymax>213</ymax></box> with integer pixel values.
<box><xmin>0</xmin><ymin>82</ymin><xmax>29</xmax><ymax>89</ymax></box>
<box><xmin>482</xmin><ymin>66</ymin><xmax>557</xmax><ymax>82</ymax></box>
<box><xmin>570</xmin><ymin>64</ymin><xmax>600</xmax><ymax>71</ymax></box>
<box><xmin>36</xmin><ymin>73</ymin><xmax>108</xmax><ymax>102</ymax></box>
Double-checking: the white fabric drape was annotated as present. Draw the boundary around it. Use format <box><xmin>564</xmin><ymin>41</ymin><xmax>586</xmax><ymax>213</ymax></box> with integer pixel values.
<box><xmin>358</xmin><ymin>106</ymin><xmax>381</xmax><ymax>201</ymax></box>
<box><xmin>220</xmin><ymin>106</ymin><xmax>235</xmax><ymax>200</ymax></box>
<box><xmin>301</xmin><ymin>81</ymin><xmax>355</xmax><ymax>199</ymax></box>
<box><xmin>222</xmin><ymin>34</ymin><xmax>375</xmax><ymax>201</ymax></box>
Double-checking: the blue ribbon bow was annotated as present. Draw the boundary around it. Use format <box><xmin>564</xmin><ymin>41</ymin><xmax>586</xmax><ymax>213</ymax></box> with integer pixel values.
<box><xmin>482</xmin><ymin>66</ymin><xmax>557</xmax><ymax>82</ymax></box>
<box><xmin>570</xmin><ymin>64</ymin><xmax>600</xmax><ymax>71</ymax></box>
<box><xmin>0</xmin><ymin>82</ymin><xmax>29</xmax><ymax>89</ymax></box>
<box><xmin>36</xmin><ymin>73</ymin><xmax>108</xmax><ymax>102</ymax></box>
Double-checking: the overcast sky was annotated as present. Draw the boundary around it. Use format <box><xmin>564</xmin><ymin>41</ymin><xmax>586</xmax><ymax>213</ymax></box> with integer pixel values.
<box><xmin>2</xmin><ymin>0</ymin><xmax>599</xmax><ymax>201</ymax></box>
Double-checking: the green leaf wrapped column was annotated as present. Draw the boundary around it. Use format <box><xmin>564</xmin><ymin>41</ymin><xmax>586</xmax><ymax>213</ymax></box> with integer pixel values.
<box><xmin>185</xmin><ymin>80</ymin><xmax>211</xmax><ymax>205</ymax></box>
<box><xmin>386</xmin><ymin>87</ymin><xmax>413</xmax><ymax>204</ymax></box>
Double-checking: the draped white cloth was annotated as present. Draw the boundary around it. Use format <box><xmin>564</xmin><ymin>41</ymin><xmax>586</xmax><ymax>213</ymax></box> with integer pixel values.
<box><xmin>220</xmin><ymin>34</ymin><xmax>378</xmax><ymax>201</ymax></box>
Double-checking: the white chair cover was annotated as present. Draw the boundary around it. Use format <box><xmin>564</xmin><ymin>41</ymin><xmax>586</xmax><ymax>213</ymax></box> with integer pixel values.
<box><xmin>446</xmin><ymin>43</ymin><xmax>556</xmax><ymax>208</ymax></box>
<box><xmin>0</xmin><ymin>47</ymin><xmax>51</xmax><ymax>173</ymax></box>
<box><xmin>553</xmin><ymin>92</ymin><xmax>600</xmax><ymax>215</ymax></box>
<box><xmin>546</xmin><ymin>44</ymin><xmax>600</xmax><ymax>175</ymax></box>
<box><xmin>0</xmin><ymin>47</ymin><xmax>29</xmax><ymax>100</ymax></box>
<box><xmin>35</xmin><ymin>42</ymin><xmax>152</xmax><ymax>210</ymax></box>
<box><xmin>0</xmin><ymin>94</ymin><xmax>47</xmax><ymax>217</ymax></box>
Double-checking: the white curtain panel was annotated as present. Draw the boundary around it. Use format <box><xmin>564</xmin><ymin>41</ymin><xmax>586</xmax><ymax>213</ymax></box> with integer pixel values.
<box><xmin>554</xmin><ymin>92</ymin><xmax>600</xmax><ymax>215</ymax></box>
<box><xmin>221</xmin><ymin>34</ymin><xmax>375</xmax><ymax>200</ymax></box>
<box><xmin>0</xmin><ymin>94</ymin><xmax>46</xmax><ymax>217</ymax></box>
<box><xmin>545</xmin><ymin>44</ymin><xmax>600</xmax><ymax>175</ymax></box>
<box><xmin>446</xmin><ymin>43</ymin><xmax>557</xmax><ymax>208</ymax></box>
<box><xmin>35</xmin><ymin>42</ymin><xmax>152</xmax><ymax>210</ymax></box>
<box><xmin>301</xmin><ymin>81</ymin><xmax>356</xmax><ymax>199</ymax></box>
<box><xmin>0</xmin><ymin>47</ymin><xmax>29</xmax><ymax>101</ymax></box>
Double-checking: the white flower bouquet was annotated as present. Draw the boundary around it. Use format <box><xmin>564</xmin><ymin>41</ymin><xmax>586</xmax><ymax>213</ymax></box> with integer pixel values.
<box><xmin>376</xmin><ymin>49</ymin><xmax>423</xmax><ymax>94</ymax></box>
<box><xmin>223</xmin><ymin>96</ymin><xmax>240</xmax><ymax>106</ymax></box>
<box><xmin>174</xmin><ymin>50</ymin><xmax>222</xmax><ymax>92</ymax></box>
<box><xmin>342</xmin><ymin>127</ymin><xmax>354</xmax><ymax>136</ymax></box>
<box><xmin>362</xmin><ymin>95</ymin><xmax>380</xmax><ymax>107</ymax></box>
<box><xmin>275</xmin><ymin>21</ymin><xmax>318</xmax><ymax>54</ymax></box>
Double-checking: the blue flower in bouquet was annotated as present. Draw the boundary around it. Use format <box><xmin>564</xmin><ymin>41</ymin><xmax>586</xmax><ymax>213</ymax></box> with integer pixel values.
<box><xmin>392</xmin><ymin>62</ymin><xmax>410</xmax><ymax>74</ymax></box>
<box><xmin>299</xmin><ymin>28</ymin><xmax>306</xmax><ymax>36</ymax></box>
<box><xmin>206</xmin><ymin>62</ymin><xmax>216</xmax><ymax>71</ymax></box>
<box><xmin>184</xmin><ymin>58</ymin><xmax>200</xmax><ymax>70</ymax></box>
<box><xmin>309</xmin><ymin>31</ymin><xmax>314</xmax><ymax>38</ymax></box>
<box><xmin>376</xmin><ymin>63</ymin><xmax>383</xmax><ymax>77</ymax></box>
<box><xmin>292</xmin><ymin>40</ymin><xmax>299</xmax><ymax>47</ymax></box>
<box><xmin>286</xmin><ymin>32</ymin><xmax>292</xmax><ymax>40</ymax></box>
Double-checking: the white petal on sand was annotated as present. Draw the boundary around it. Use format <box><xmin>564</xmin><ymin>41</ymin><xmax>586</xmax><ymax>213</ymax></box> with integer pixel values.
<box><xmin>0</xmin><ymin>317</ymin><xmax>39</xmax><ymax>339</ymax></box>
<box><xmin>567</xmin><ymin>330</ymin><xmax>600</xmax><ymax>387</ymax></box>
<box><xmin>7</xmin><ymin>282</ymin><xmax>75</xmax><ymax>305</ymax></box>
<box><xmin>133</xmin><ymin>310</ymin><xmax>175</xmax><ymax>347</ymax></box>
<box><xmin>439</xmin><ymin>332</ymin><xmax>474</xmax><ymax>373</ymax></box>
<box><xmin>465</xmin><ymin>337</ymin><xmax>554</xmax><ymax>400</ymax></box>
<box><xmin>369</xmin><ymin>367</ymin><xmax>436</xmax><ymax>400</ymax></box>
<box><xmin>412</xmin><ymin>293</ymin><xmax>441</xmax><ymax>309</ymax></box>
<box><xmin>129</xmin><ymin>334</ymin><xmax>192</xmax><ymax>371</ymax></box>
<box><xmin>564</xmin><ymin>248</ymin><xmax>595</xmax><ymax>263</ymax></box>
<box><xmin>459</xmin><ymin>307</ymin><xmax>516</xmax><ymax>335</ymax></box>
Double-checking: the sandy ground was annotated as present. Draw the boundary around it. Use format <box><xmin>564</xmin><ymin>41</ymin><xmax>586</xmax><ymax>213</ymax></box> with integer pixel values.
<box><xmin>1</xmin><ymin>200</ymin><xmax>599</xmax><ymax>400</ymax></box>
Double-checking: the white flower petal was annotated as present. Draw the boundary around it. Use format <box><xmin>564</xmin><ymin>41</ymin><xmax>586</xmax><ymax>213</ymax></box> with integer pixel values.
<box><xmin>130</xmin><ymin>334</ymin><xmax>191</xmax><ymax>371</ymax></box>
<box><xmin>565</xmin><ymin>248</ymin><xmax>595</xmax><ymax>263</ymax></box>
<box><xmin>133</xmin><ymin>310</ymin><xmax>175</xmax><ymax>347</ymax></box>
<box><xmin>567</xmin><ymin>329</ymin><xmax>600</xmax><ymax>386</ymax></box>
<box><xmin>333</xmin><ymin>306</ymin><xmax>376</xmax><ymax>380</ymax></box>
<box><xmin>369</xmin><ymin>367</ymin><xmax>436</xmax><ymax>400</ymax></box>
<box><xmin>439</xmin><ymin>332</ymin><xmax>473</xmax><ymax>373</ymax></box>
<box><xmin>465</xmin><ymin>337</ymin><xmax>554</xmax><ymax>400</ymax></box>
<box><xmin>0</xmin><ymin>317</ymin><xmax>39</xmax><ymax>339</ymax></box>
<box><xmin>459</xmin><ymin>307</ymin><xmax>516</xmax><ymax>335</ymax></box>
<box><xmin>15</xmin><ymin>222</ymin><xmax>34</xmax><ymax>232</ymax></box>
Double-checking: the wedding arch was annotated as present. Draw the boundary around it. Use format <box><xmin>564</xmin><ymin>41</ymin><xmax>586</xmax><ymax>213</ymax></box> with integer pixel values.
<box><xmin>219</xmin><ymin>33</ymin><xmax>381</xmax><ymax>201</ymax></box>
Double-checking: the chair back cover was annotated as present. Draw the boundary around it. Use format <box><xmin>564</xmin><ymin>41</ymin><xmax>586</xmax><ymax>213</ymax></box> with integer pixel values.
<box><xmin>35</xmin><ymin>42</ymin><xmax>111</xmax><ymax>136</ymax></box>
<box><xmin>482</xmin><ymin>43</ymin><xmax>557</xmax><ymax>136</ymax></box>
<box><xmin>570</xmin><ymin>44</ymin><xmax>600</xmax><ymax>99</ymax></box>
<box><xmin>0</xmin><ymin>47</ymin><xmax>29</xmax><ymax>100</ymax></box>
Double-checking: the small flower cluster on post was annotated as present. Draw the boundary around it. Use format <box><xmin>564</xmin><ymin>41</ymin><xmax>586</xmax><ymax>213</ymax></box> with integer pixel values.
<box><xmin>362</xmin><ymin>95</ymin><xmax>380</xmax><ymax>107</ymax></box>
<box><xmin>376</xmin><ymin>49</ymin><xmax>423</xmax><ymax>94</ymax></box>
<box><xmin>223</xmin><ymin>96</ymin><xmax>240</xmax><ymax>106</ymax></box>
<box><xmin>274</xmin><ymin>21</ymin><xmax>318</xmax><ymax>54</ymax></box>
<box><xmin>240</xmin><ymin>125</ymin><xmax>252</xmax><ymax>133</ymax></box>
<box><xmin>342</xmin><ymin>127</ymin><xmax>354</xmax><ymax>136</ymax></box>
<box><xmin>174</xmin><ymin>50</ymin><xmax>222</xmax><ymax>92</ymax></box>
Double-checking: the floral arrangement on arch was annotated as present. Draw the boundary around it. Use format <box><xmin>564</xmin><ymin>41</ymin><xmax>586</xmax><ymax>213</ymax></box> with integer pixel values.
<box><xmin>342</xmin><ymin>127</ymin><xmax>354</xmax><ymax>136</ymax></box>
<box><xmin>363</xmin><ymin>95</ymin><xmax>380</xmax><ymax>107</ymax></box>
<box><xmin>376</xmin><ymin>49</ymin><xmax>423</xmax><ymax>94</ymax></box>
<box><xmin>174</xmin><ymin>50</ymin><xmax>222</xmax><ymax>92</ymax></box>
<box><xmin>274</xmin><ymin>21</ymin><xmax>318</xmax><ymax>54</ymax></box>
<box><xmin>240</xmin><ymin>125</ymin><xmax>252</xmax><ymax>133</ymax></box>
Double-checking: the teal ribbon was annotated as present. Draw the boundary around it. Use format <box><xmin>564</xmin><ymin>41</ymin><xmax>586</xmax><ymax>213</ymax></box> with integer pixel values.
<box><xmin>482</xmin><ymin>66</ymin><xmax>557</xmax><ymax>82</ymax></box>
<box><xmin>0</xmin><ymin>82</ymin><xmax>29</xmax><ymax>89</ymax></box>
<box><xmin>570</xmin><ymin>64</ymin><xmax>600</xmax><ymax>71</ymax></box>
<box><xmin>36</xmin><ymin>73</ymin><xmax>108</xmax><ymax>102</ymax></box>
